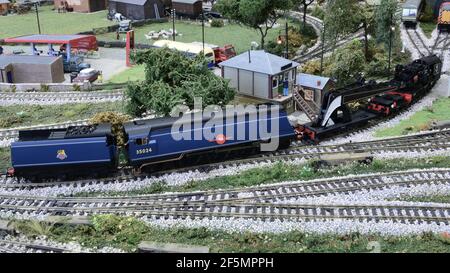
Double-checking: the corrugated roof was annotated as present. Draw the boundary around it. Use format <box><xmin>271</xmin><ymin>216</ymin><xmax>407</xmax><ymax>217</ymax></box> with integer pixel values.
<box><xmin>0</xmin><ymin>55</ymin><xmax>61</xmax><ymax>68</ymax></box>
<box><xmin>109</xmin><ymin>0</ymin><xmax>148</xmax><ymax>5</ymax></box>
<box><xmin>4</xmin><ymin>34</ymin><xmax>93</xmax><ymax>44</ymax></box>
<box><xmin>296</xmin><ymin>73</ymin><xmax>332</xmax><ymax>90</ymax></box>
<box><xmin>219</xmin><ymin>50</ymin><xmax>300</xmax><ymax>75</ymax></box>
<box><xmin>0</xmin><ymin>0</ymin><xmax>10</xmax><ymax>4</ymax></box>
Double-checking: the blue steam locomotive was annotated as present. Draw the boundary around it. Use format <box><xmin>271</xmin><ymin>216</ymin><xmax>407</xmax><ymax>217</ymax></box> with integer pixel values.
<box><xmin>8</xmin><ymin>106</ymin><xmax>296</xmax><ymax>179</ymax></box>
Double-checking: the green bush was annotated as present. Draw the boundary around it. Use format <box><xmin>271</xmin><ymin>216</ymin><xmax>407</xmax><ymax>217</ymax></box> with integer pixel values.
<box><xmin>126</xmin><ymin>47</ymin><xmax>235</xmax><ymax>117</ymax></box>
<box><xmin>0</xmin><ymin>116</ymin><xmax>23</xmax><ymax>128</ymax></box>
<box><xmin>364</xmin><ymin>53</ymin><xmax>389</xmax><ymax>77</ymax></box>
<box><xmin>419</xmin><ymin>4</ymin><xmax>434</xmax><ymax>23</ymax></box>
<box><xmin>311</xmin><ymin>5</ymin><xmax>325</xmax><ymax>21</ymax></box>
<box><xmin>40</xmin><ymin>84</ymin><xmax>50</xmax><ymax>92</ymax></box>
<box><xmin>210</xmin><ymin>19</ymin><xmax>224</xmax><ymax>28</ymax></box>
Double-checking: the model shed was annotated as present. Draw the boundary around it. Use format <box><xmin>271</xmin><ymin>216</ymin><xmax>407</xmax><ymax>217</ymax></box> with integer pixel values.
<box><xmin>296</xmin><ymin>73</ymin><xmax>334</xmax><ymax>106</ymax></box>
<box><xmin>0</xmin><ymin>55</ymin><xmax>65</xmax><ymax>84</ymax></box>
<box><xmin>172</xmin><ymin>0</ymin><xmax>202</xmax><ymax>18</ymax></box>
<box><xmin>220</xmin><ymin>50</ymin><xmax>300</xmax><ymax>100</ymax></box>
<box><xmin>109</xmin><ymin>0</ymin><xmax>164</xmax><ymax>20</ymax></box>
<box><xmin>0</xmin><ymin>0</ymin><xmax>10</xmax><ymax>16</ymax></box>
<box><xmin>55</xmin><ymin>0</ymin><xmax>108</xmax><ymax>13</ymax></box>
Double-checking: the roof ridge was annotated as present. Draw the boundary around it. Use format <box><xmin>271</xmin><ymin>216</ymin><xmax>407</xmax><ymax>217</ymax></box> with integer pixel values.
<box><xmin>264</xmin><ymin>51</ymin><xmax>274</xmax><ymax>75</ymax></box>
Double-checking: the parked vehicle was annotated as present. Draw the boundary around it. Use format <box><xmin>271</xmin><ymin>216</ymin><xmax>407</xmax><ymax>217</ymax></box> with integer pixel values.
<box><xmin>204</xmin><ymin>11</ymin><xmax>223</xmax><ymax>19</ymax></box>
<box><xmin>63</xmin><ymin>56</ymin><xmax>91</xmax><ymax>73</ymax></box>
<box><xmin>73</xmin><ymin>68</ymin><xmax>100</xmax><ymax>83</ymax></box>
<box><xmin>153</xmin><ymin>40</ymin><xmax>216</xmax><ymax>68</ymax></box>
<box><xmin>438</xmin><ymin>2</ymin><xmax>450</xmax><ymax>32</ymax></box>
<box><xmin>190</xmin><ymin>42</ymin><xmax>237</xmax><ymax>64</ymax></box>
<box><xmin>118</xmin><ymin>20</ymin><xmax>132</xmax><ymax>33</ymax></box>
<box><xmin>59</xmin><ymin>35</ymin><xmax>98</xmax><ymax>52</ymax></box>
<box><xmin>401</xmin><ymin>0</ymin><xmax>424</xmax><ymax>28</ymax></box>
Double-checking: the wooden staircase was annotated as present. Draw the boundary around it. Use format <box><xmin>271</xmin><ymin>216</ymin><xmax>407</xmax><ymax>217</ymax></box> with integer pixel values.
<box><xmin>293</xmin><ymin>88</ymin><xmax>319</xmax><ymax>122</ymax></box>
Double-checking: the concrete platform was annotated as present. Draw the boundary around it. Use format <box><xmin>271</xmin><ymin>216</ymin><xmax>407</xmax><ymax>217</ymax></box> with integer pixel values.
<box><xmin>42</xmin><ymin>216</ymin><xmax>92</xmax><ymax>226</ymax></box>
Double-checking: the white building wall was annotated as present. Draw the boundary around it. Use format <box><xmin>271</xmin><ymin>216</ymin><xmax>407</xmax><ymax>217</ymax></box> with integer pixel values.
<box><xmin>223</xmin><ymin>67</ymin><xmax>238</xmax><ymax>89</ymax></box>
<box><xmin>253</xmin><ymin>72</ymin><xmax>269</xmax><ymax>99</ymax></box>
<box><xmin>238</xmin><ymin>69</ymin><xmax>253</xmax><ymax>96</ymax></box>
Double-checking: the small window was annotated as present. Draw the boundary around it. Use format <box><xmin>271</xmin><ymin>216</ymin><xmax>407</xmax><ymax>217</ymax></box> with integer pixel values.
<box><xmin>272</xmin><ymin>78</ymin><xmax>278</xmax><ymax>88</ymax></box>
<box><xmin>135</xmin><ymin>137</ymin><xmax>149</xmax><ymax>145</ymax></box>
<box><xmin>304</xmin><ymin>89</ymin><xmax>314</xmax><ymax>101</ymax></box>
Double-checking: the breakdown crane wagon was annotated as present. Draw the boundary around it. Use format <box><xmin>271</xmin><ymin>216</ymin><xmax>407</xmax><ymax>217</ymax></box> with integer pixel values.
<box><xmin>296</xmin><ymin>55</ymin><xmax>442</xmax><ymax>143</ymax></box>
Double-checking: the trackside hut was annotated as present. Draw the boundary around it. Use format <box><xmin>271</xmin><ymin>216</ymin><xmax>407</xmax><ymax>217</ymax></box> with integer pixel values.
<box><xmin>0</xmin><ymin>55</ymin><xmax>65</xmax><ymax>84</ymax></box>
<box><xmin>220</xmin><ymin>50</ymin><xmax>300</xmax><ymax>100</ymax></box>
<box><xmin>296</xmin><ymin>73</ymin><xmax>334</xmax><ymax>106</ymax></box>
<box><xmin>0</xmin><ymin>0</ymin><xmax>10</xmax><ymax>16</ymax></box>
<box><xmin>172</xmin><ymin>0</ymin><xmax>202</xmax><ymax>18</ymax></box>
<box><xmin>108</xmin><ymin>0</ymin><xmax>165</xmax><ymax>20</ymax></box>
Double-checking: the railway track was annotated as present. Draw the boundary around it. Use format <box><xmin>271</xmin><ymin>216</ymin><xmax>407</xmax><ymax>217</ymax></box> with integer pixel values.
<box><xmin>0</xmin><ymin>128</ymin><xmax>449</xmax><ymax>189</ymax></box>
<box><xmin>0</xmin><ymin>120</ymin><xmax>89</xmax><ymax>140</ymax></box>
<box><xmin>405</xmin><ymin>29</ymin><xmax>431</xmax><ymax>57</ymax></box>
<box><xmin>0</xmin><ymin>90</ymin><xmax>124</xmax><ymax>106</ymax></box>
<box><xmin>4</xmin><ymin>202</ymin><xmax>450</xmax><ymax>225</ymax></box>
<box><xmin>0</xmin><ymin>115</ymin><xmax>154</xmax><ymax>142</ymax></box>
<box><xmin>0</xmin><ymin>238</ymin><xmax>69</xmax><ymax>253</ymax></box>
<box><xmin>0</xmin><ymin>197</ymin><xmax>449</xmax><ymax>225</ymax></box>
<box><xmin>0</xmin><ymin>168</ymin><xmax>448</xmax><ymax>208</ymax></box>
<box><xmin>2</xmin><ymin>168</ymin><xmax>448</xmax><ymax>203</ymax></box>
<box><xmin>0</xmin><ymin>129</ymin><xmax>449</xmax><ymax>189</ymax></box>
<box><xmin>294</xmin><ymin>30</ymin><xmax>365</xmax><ymax>63</ymax></box>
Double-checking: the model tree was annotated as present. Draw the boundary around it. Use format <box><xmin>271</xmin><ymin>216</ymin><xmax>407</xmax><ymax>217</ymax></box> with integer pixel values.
<box><xmin>126</xmin><ymin>48</ymin><xmax>235</xmax><ymax>117</ymax></box>
<box><xmin>327</xmin><ymin>40</ymin><xmax>365</xmax><ymax>87</ymax></box>
<box><xmin>216</xmin><ymin>0</ymin><xmax>293</xmax><ymax>49</ymax></box>
<box><xmin>293</xmin><ymin>0</ymin><xmax>315</xmax><ymax>29</ymax></box>
<box><xmin>374</xmin><ymin>0</ymin><xmax>399</xmax><ymax>50</ymax></box>
<box><xmin>323</xmin><ymin>0</ymin><xmax>362</xmax><ymax>46</ymax></box>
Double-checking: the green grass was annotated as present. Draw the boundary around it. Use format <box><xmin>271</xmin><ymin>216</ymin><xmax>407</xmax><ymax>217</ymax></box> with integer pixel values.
<box><xmin>0</xmin><ymin>5</ymin><xmax>113</xmax><ymax>39</ymax></box>
<box><xmin>75</xmin><ymin>156</ymin><xmax>450</xmax><ymax>197</ymax></box>
<box><xmin>97</xmin><ymin>20</ymin><xmax>291</xmax><ymax>54</ymax></box>
<box><xmin>400</xmin><ymin>195</ymin><xmax>450</xmax><ymax>203</ymax></box>
<box><xmin>11</xmin><ymin>215</ymin><xmax>450</xmax><ymax>252</ymax></box>
<box><xmin>420</xmin><ymin>22</ymin><xmax>436</xmax><ymax>39</ymax></box>
<box><xmin>375</xmin><ymin>97</ymin><xmax>450</xmax><ymax>137</ymax></box>
<box><xmin>107</xmin><ymin>65</ymin><xmax>145</xmax><ymax>83</ymax></box>
<box><xmin>0</xmin><ymin>101</ymin><xmax>125</xmax><ymax>129</ymax></box>
<box><xmin>0</xmin><ymin>148</ymin><xmax>9</xmax><ymax>173</ymax></box>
